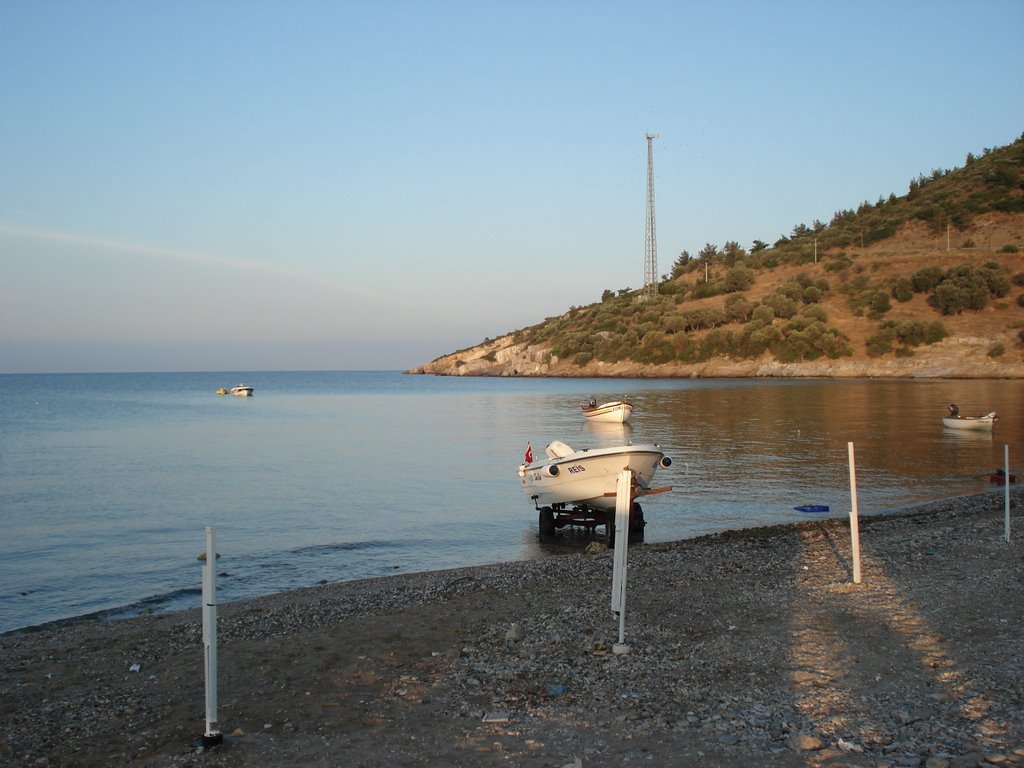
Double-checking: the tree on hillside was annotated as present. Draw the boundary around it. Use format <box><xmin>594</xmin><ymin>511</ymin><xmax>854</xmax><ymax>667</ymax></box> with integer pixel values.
<box><xmin>721</xmin><ymin>241</ymin><xmax>746</xmax><ymax>267</ymax></box>
<box><xmin>671</xmin><ymin>251</ymin><xmax>691</xmax><ymax>278</ymax></box>
<box><xmin>722</xmin><ymin>266</ymin><xmax>756</xmax><ymax>293</ymax></box>
<box><xmin>698</xmin><ymin>243</ymin><xmax>719</xmax><ymax>263</ymax></box>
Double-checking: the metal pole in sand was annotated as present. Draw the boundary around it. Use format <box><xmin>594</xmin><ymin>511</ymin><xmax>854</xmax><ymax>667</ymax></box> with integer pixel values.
<box><xmin>202</xmin><ymin>527</ymin><xmax>222</xmax><ymax>746</ymax></box>
<box><xmin>1005</xmin><ymin>444</ymin><xmax>1011</xmax><ymax>544</ymax></box>
<box><xmin>847</xmin><ymin>442</ymin><xmax>862</xmax><ymax>584</ymax></box>
<box><xmin>611</xmin><ymin>469</ymin><xmax>632</xmax><ymax>654</ymax></box>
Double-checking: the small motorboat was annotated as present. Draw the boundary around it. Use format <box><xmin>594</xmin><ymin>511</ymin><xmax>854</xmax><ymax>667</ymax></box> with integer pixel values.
<box><xmin>794</xmin><ymin>504</ymin><xmax>830</xmax><ymax>514</ymax></box>
<box><xmin>518</xmin><ymin>440</ymin><xmax>671</xmax><ymax>540</ymax></box>
<box><xmin>941</xmin><ymin>411</ymin><xmax>996</xmax><ymax>431</ymax></box>
<box><xmin>580</xmin><ymin>398</ymin><xmax>633</xmax><ymax>424</ymax></box>
<box><xmin>229</xmin><ymin>383</ymin><xmax>254</xmax><ymax>397</ymax></box>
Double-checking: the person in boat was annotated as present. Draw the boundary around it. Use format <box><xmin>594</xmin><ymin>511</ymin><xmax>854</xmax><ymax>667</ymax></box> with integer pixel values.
<box><xmin>589</xmin><ymin>397</ymin><xmax>597</xmax><ymax>408</ymax></box>
<box><xmin>948</xmin><ymin>403</ymin><xmax>959</xmax><ymax>418</ymax></box>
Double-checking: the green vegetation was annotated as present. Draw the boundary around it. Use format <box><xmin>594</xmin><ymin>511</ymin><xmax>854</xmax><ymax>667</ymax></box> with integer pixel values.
<box><xmin>500</xmin><ymin>135</ymin><xmax>1024</xmax><ymax>368</ymax></box>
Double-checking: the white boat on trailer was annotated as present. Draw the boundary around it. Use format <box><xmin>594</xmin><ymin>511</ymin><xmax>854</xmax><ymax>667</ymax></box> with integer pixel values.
<box><xmin>580</xmin><ymin>398</ymin><xmax>633</xmax><ymax>424</ymax></box>
<box><xmin>518</xmin><ymin>440</ymin><xmax>672</xmax><ymax>542</ymax></box>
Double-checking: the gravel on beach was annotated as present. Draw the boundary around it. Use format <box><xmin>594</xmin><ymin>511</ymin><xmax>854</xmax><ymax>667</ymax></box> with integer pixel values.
<box><xmin>2</xmin><ymin>488</ymin><xmax>1023</xmax><ymax>768</ymax></box>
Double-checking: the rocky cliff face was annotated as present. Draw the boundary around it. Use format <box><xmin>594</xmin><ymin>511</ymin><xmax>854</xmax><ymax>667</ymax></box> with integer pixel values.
<box><xmin>406</xmin><ymin>331</ymin><xmax>1024</xmax><ymax>378</ymax></box>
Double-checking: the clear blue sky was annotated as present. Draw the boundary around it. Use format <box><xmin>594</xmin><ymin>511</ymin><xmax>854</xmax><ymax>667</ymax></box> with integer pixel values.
<box><xmin>2</xmin><ymin>0</ymin><xmax>1022</xmax><ymax>373</ymax></box>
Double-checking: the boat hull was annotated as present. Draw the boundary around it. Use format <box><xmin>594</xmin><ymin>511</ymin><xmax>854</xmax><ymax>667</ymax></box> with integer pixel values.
<box><xmin>518</xmin><ymin>443</ymin><xmax>669</xmax><ymax>512</ymax></box>
<box><xmin>942</xmin><ymin>412</ymin><xmax>995</xmax><ymax>431</ymax></box>
<box><xmin>230</xmin><ymin>386</ymin><xmax>254</xmax><ymax>397</ymax></box>
<box><xmin>580</xmin><ymin>400</ymin><xmax>633</xmax><ymax>424</ymax></box>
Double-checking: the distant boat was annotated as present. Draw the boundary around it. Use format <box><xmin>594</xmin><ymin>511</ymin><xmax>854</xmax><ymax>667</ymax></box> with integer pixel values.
<box><xmin>580</xmin><ymin>399</ymin><xmax>633</xmax><ymax>423</ymax></box>
<box><xmin>942</xmin><ymin>411</ymin><xmax>996</xmax><ymax>431</ymax></box>
<box><xmin>229</xmin><ymin>383</ymin><xmax>254</xmax><ymax>397</ymax></box>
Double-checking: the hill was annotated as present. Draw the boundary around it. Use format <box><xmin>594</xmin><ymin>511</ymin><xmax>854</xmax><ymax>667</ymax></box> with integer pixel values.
<box><xmin>409</xmin><ymin>135</ymin><xmax>1024</xmax><ymax>379</ymax></box>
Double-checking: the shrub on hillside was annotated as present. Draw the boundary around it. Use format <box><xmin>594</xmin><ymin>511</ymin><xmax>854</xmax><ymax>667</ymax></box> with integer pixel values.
<box><xmin>910</xmin><ymin>265</ymin><xmax>944</xmax><ymax>293</ymax></box>
<box><xmin>979</xmin><ymin>262</ymin><xmax>1012</xmax><ymax>297</ymax></box>
<box><xmin>722</xmin><ymin>266</ymin><xmax>756</xmax><ymax>293</ymax></box>
<box><xmin>724</xmin><ymin>294</ymin><xmax>755</xmax><ymax>323</ymax></box>
<box><xmin>824</xmin><ymin>253</ymin><xmax>852</xmax><ymax>273</ymax></box>
<box><xmin>868</xmin><ymin>320</ymin><xmax>947</xmax><ymax>355</ymax></box>
<box><xmin>682</xmin><ymin>307</ymin><xmax>727</xmax><ymax>332</ymax></box>
<box><xmin>662</xmin><ymin>312</ymin><xmax>689</xmax><ymax>334</ymax></box>
<box><xmin>866</xmin><ymin>328</ymin><xmax>896</xmax><ymax>356</ymax></box>
<box><xmin>929</xmin><ymin>266</ymin><xmax>991</xmax><ymax>314</ymax></box>
<box><xmin>762</xmin><ymin>292</ymin><xmax>798</xmax><ymax>319</ymax></box>
<box><xmin>637</xmin><ymin>334</ymin><xmax>677</xmax><ymax>365</ymax></box>
<box><xmin>698</xmin><ymin>329</ymin><xmax>733</xmax><ymax>360</ymax></box>
<box><xmin>849</xmin><ymin>287</ymin><xmax>891</xmax><ymax>318</ymax></box>
<box><xmin>750</xmin><ymin>304</ymin><xmax>775</xmax><ymax>325</ymax></box>
<box><xmin>891</xmin><ymin>277</ymin><xmax>914</xmax><ymax>302</ymax></box>
<box><xmin>734</xmin><ymin>323</ymin><xmax>781</xmax><ymax>358</ymax></box>
<box><xmin>924</xmin><ymin>321</ymin><xmax>948</xmax><ymax>344</ymax></box>
<box><xmin>799</xmin><ymin>304</ymin><xmax>828</xmax><ymax>323</ymax></box>
<box><xmin>690</xmin><ymin>280</ymin><xmax>723</xmax><ymax>300</ymax></box>
<box><xmin>868</xmin><ymin>290</ymin><xmax>892</xmax><ymax>319</ymax></box>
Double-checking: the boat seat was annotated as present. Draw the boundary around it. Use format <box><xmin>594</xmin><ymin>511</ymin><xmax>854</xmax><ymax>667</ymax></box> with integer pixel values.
<box><xmin>545</xmin><ymin>440</ymin><xmax>574</xmax><ymax>459</ymax></box>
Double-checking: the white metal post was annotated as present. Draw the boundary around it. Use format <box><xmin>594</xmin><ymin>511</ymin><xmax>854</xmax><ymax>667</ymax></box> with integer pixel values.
<box><xmin>1005</xmin><ymin>444</ymin><xmax>1011</xmax><ymax>544</ymax></box>
<box><xmin>847</xmin><ymin>442</ymin><xmax>862</xmax><ymax>584</ymax></box>
<box><xmin>610</xmin><ymin>470</ymin><xmax>632</xmax><ymax>654</ymax></box>
<box><xmin>202</xmin><ymin>527</ymin><xmax>222</xmax><ymax>745</ymax></box>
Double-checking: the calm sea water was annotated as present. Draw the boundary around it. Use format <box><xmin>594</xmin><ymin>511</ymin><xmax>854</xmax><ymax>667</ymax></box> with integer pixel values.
<box><xmin>1</xmin><ymin>371</ymin><xmax>1021</xmax><ymax>633</ymax></box>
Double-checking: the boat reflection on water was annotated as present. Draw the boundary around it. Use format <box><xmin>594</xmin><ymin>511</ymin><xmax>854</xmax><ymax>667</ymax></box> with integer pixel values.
<box><xmin>585</xmin><ymin>420</ymin><xmax>632</xmax><ymax>441</ymax></box>
<box><xmin>942</xmin><ymin>427</ymin><xmax>993</xmax><ymax>442</ymax></box>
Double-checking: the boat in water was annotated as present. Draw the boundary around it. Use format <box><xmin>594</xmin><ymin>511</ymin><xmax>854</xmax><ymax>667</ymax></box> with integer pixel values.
<box><xmin>942</xmin><ymin>409</ymin><xmax>996</xmax><ymax>431</ymax></box>
<box><xmin>580</xmin><ymin>398</ymin><xmax>633</xmax><ymax>424</ymax></box>
<box><xmin>229</xmin><ymin>383</ymin><xmax>254</xmax><ymax>397</ymax></box>
<box><xmin>518</xmin><ymin>440</ymin><xmax>671</xmax><ymax>541</ymax></box>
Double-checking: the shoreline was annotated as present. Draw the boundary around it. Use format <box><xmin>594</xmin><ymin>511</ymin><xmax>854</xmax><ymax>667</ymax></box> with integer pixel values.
<box><xmin>3</xmin><ymin>487</ymin><xmax>1023</xmax><ymax>767</ymax></box>
<box><xmin>4</xmin><ymin>486</ymin><xmax>1016</xmax><ymax>640</ymax></box>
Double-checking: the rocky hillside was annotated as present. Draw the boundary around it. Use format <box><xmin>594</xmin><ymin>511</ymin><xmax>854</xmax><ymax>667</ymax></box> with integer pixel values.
<box><xmin>409</xmin><ymin>138</ymin><xmax>1024</xmax><ymax>379</ymax></box>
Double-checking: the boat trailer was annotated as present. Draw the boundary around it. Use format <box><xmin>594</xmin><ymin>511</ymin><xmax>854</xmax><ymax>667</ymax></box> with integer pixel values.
<box><xmin>531</xmin><ymin>474</ymin><xmax>672</xmax><ymax>545</ymax></box>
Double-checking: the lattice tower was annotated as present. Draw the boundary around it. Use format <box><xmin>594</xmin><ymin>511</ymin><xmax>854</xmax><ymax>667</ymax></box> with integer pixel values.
<box><xmin>644</xmin><ymin>132</ymin><xmax>660</xmax><ymax>299</ymax></box>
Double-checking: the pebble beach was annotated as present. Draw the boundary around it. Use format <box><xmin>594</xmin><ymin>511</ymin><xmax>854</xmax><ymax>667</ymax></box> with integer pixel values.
<box><xmin>2</xmin><ymin>487</ymin><xmax>1023</xmax><ymax>768</ymax></box>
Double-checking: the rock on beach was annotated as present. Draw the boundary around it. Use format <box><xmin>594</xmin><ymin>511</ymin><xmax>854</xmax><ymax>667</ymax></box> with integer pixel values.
<box><xmin>1</xmin><ymin>488</ymin><xmax>1023</xmax><ymax>767</ymax></box>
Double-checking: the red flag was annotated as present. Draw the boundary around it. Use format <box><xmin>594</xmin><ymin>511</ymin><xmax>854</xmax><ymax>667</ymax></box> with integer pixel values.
<box><xmin>524</xmin><ymin>442</ymin><xmax>534</xmax><ymax>463</ymax></box>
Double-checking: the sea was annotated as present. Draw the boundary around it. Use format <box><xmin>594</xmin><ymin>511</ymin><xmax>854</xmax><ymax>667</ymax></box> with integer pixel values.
<box><xmin>1</xmin><ymin>371</ymin><xmax>1021</xmax><ymax>634</ymax></box>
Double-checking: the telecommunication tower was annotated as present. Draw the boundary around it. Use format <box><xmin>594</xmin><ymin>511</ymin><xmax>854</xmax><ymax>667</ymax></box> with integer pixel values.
<box><xmin>643</xmin><ymin>132</ymin><xmax>660</xmax><ymax>299</ymax></box>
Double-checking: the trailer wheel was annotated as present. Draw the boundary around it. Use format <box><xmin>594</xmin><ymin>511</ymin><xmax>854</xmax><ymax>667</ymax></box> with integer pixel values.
<box><xmin>538</xmin><ymin>507</ymin><xmax>556</xmax><ymax>538</ymax></box>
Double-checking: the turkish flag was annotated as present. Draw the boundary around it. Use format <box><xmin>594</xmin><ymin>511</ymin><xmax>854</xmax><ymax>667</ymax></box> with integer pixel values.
<box><xmin>524</xmin><ymin>442</ymin><xmax>533</xmax><ymax>463</ymax></box>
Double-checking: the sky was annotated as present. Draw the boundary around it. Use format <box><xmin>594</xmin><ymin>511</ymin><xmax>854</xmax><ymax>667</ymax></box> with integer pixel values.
<box><xmin>2</xmin><ymin>1</ymin><xmax>1022</xmax><ymax>373</ymax></box>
